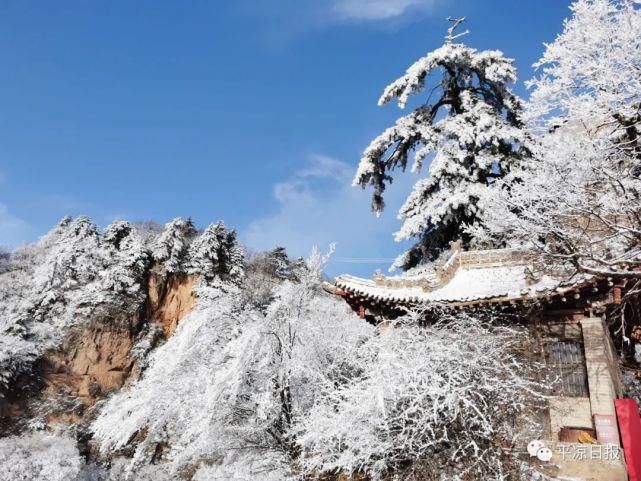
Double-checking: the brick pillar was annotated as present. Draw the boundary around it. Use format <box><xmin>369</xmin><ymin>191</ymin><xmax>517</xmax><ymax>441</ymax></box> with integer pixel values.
<box><xmin>580</xmin><ymin>318</ymin><xmax>618</xmax><ymax>416</ymax></box>
<box><xmin>579</xmin><ymin>317</ymin><xmax>620</xmax><ymax>444</ymax></box>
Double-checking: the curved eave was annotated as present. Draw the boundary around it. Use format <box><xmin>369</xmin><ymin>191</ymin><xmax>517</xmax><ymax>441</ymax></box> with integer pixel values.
<box><xmin>328</xmin><ymin>276</ymin><xmax>615</xmax><ymax>309</ymax></box>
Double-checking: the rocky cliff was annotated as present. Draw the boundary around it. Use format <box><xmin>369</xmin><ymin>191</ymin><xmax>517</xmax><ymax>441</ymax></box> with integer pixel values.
<box><xmin>1</xmin><ymin>271</ymin><xmax>198</xmax><ymax>435</ymax></box>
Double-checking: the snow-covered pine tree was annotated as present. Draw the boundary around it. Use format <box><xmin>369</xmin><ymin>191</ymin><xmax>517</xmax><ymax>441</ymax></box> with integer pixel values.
<box><xmin>1</xmin><ymin>216</ymin><xmax>129</xmax><ymax>393</ymax></box>
<box><xmin>264</xmin><ymin>247</ymin><xmax>290</xmax><ymax>279</ymax></box>
<box><xmin>43</xmin><ymin>215</ymin><xmax>102</xmax><ymax>290</ymax></box>
<box><xmin>100</xmin><ymin>220</ymin><xmax>150</xmax><ymax>296</ymax></box>
<box><xmin>188</xmin><ymin>221</ymin><xmax>244</xmax><ymax>284</ymax></box>
<box><xmin>353</xmin><ymin>18</ymin><xmax>530</xmax><ymax>270</ymax></box>
<box><xmin>151</xmin><ymin>217</ymin><xmax>196</xmax><ymax>275</ymax></box>
<box><xmin>262</xmin><ymin>246</ymin><xmax>304</xmax><ymax>281</ymax></box>
<box><xmin>223</xmin><ymin>228</ymin><xmax>245</xmax><ymax>283</ymax></box>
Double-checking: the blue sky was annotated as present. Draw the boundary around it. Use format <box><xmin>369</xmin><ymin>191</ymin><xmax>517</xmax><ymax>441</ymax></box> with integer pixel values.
<box><xmin>0</xmin><ymin>0</ymin><xmax>571</xmax><ymax>276</ymax></box>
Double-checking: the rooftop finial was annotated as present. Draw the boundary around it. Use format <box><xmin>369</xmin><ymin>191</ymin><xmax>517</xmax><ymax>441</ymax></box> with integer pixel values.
<box><xmin>445</xmin><ymin>16</ymin><xmax>469</xmax><ymax>44</ymax></box>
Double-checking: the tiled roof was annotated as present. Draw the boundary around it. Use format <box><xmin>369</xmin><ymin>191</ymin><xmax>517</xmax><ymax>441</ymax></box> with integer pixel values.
<box><xmin>330</xmin><ymin>248</ymin><xmax>597</xmax><ymax>306</ymax></box>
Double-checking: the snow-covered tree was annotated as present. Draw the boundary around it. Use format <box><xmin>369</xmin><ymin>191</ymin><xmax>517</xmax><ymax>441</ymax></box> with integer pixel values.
<box><xmin>1</xmin><ymin>215</ymin><xmax>551</xmax><ymax>481</ymax></box>
<box><xmin>0</xmin><ymin>248</ymin><xmax>11</xmax><ymax>275</ymax></box>
<box><xmin>0</xmin><ymin>216</ymin><xmax>152</xmax><ymax>395</ymax></box>
<box><xmin>188</xmin><ymin>221</ymin><xmax>244</xmax><ymax>284</ymax></box>
<box><xmin>91</xmin><ymin>246</ymin><xmax>371</xmax><ymax>479</ymax></box>
<box><xmin>292</xmin><ymin>312</ymin><xmax>545</xmax><ymax>481</ymax></box>
<box><xmin>353</xmin><ymin>18</ymin><xmax>530</xmax><ymax>270</ymax></box>
<box><xmin>100</xmin><ymin>220</ymin><xmax>150</xmax><ymax>295</ymax></box>
<box><xmin>241</xmin><ymin>247</ymin><xmax>304</xmax><ymax>310</ymax></box>
<box><xmin>151</xmin><ymin>217</ymin><xmax>196</xmax><ymax>274</ymax></box>
<box><xmin>474</xmin><ymin>0</ymin><xmax>641</xmax><ymax>279</ymax></box>
<box><xmin>0</xmin><ymin>216</ymin><xmax>105</xmax><ymax>392</ymax></box>
<box><xmin>38</xmin><ymin>215</ymin><xmax>102</xmax><ymax>293</ymax></box>
<box><xmin>259</xmin><ymin>245</ymin><xmax>373</xmax><ymax>442</ymax></box>
<box><xmin>263</xmin><ymin>246</ymin><xmax>297</xmax><ymax>280</ymax></box>
<box><xmin>526</xmin><ymin>0</ymin><xmax>641</xmax><ymax>152</ymax></box>
<box><xmin>91</xmin><ymin>282</ymin><xmax>261</xmax><ymax>478</ymax></box>
<box><xmin>0</xmin><ymin>432</ymin><xmax>85</xmax><ymax>481</ymax></box>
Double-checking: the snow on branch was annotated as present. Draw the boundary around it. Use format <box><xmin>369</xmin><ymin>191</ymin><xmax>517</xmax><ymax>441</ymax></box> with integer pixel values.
<box><xmin>445</xmin><ymin>16</ymin><xmax>469</xmax><ymax>44</ymax></box>
<box><xmin>474</xmin><ymin>0</ymin><xmax>641</xmax><ymax>280</ymax></box>
<box><xmin>353</xmin><ymin>19</ymin><xmax>529</xmax><ymax>269</ymax></box>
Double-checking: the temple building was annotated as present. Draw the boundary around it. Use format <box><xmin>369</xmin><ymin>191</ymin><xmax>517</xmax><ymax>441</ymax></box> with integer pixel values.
<box><xmin>324</xmin><ymin>246</ymin><xmax>641</xmax><ymax>481</ymax></box>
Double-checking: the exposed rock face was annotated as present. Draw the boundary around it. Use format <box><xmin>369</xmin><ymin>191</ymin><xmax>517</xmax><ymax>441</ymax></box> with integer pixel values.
<box><xmin>0</xmin><ymin>273</ymin><xmax>198</xmax><ymax>433</ymax></box>
<box><xmin>30</xmin><ymin>315</ymin><xmax>143</xmax><ymax>430</ymax></box>
<box><xmin>147</xmin><ymin>273</ymin><xmax>197</xmax><ymax>338</ymax></box>
<box><xmin>42</xmin><ymin>316</ymin><xmax>140</xmax><ymax>408</ymax></box>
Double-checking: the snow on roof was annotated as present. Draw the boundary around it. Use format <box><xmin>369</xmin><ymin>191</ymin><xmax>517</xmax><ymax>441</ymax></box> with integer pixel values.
<box><xmin>333</xmin><ymin>264</ymin><xmax>591</xmax><ymax>306</ymax></box>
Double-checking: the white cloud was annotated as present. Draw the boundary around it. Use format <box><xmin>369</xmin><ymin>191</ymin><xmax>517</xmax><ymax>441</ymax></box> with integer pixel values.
<box><xmin>274</xmin><ymin>154</ymin><xmax>352</xmax><ymax>203</ymax></box>
<box><xmin>242</xmin><ymin>154</ymin><xmax>415</xmax><ymax>276</ymax></box>
<box><xmin>0</xmin><ymin>203</ymin><xmax>33</xmax><ymax>248</ymax></box>
<box><xmin>240</xmin><ymin>0</ymin><xmax>441</xmax><ymax>32</ymax></box>
<box><xmin>332</xmin><ymin>0</ymin><xmax>437</xmax><ymax>20</ymax></box>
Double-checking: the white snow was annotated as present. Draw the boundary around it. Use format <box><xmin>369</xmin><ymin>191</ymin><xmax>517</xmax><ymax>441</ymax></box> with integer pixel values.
<box><xmin>352</xmin><ymin>32</ymin><xmax>530</xmax><ymax>270</ymax></box>
<box><xmin>336</xmin><ymin>264</ymin><xmax>582</xmax><ymax>304</ymax></box>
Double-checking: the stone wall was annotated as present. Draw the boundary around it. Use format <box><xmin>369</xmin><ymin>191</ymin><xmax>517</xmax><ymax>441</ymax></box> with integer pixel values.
<box><xmin>458</xmin><ymin>248</ymin><xmax>534</xmax><ymax>268</ymax></box>
<box><xmin>373</xmin><ymin>247</ymin><xmax>536</xmax><ymax>292</ymax></box>
<box><xmin>549</xmin><ymin>397</ymin><xmax>593</xmax><ymax>439</ymax></box>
